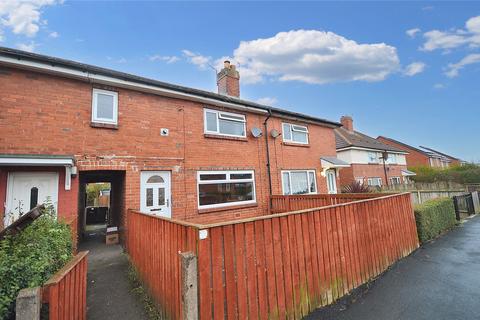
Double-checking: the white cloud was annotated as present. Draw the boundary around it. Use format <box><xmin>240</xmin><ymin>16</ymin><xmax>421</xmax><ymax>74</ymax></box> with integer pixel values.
<box><xmin>256</xmin><ymin>97</ymin><xmax>278</xmax><ymax>106</ymax></box>
<box><xmin>422</xmin><ymin>15</ymin><xmax>480</xmax><ymax>51</ymax></box>
<box><xmin>223</xmin><ymin>30</ymin><xmax>400</xmax><ymax>84</ymax></box>
<box><xmin>403</xmin><ymin>62</ymin><xmax>426</xmax><ymax>76</ymax></box>
<box><xmin>444</xmin><ymin>53</ymin><xmax>480</xmax><ymax>78</ymax></box>
<box><xmin>182</xmin><ymin>49</ymin><xmax>212</xmax><ymax>70</ymax></box>
<box><xmin>406</xmin><ymin>28</ymin><xmax>421</xmax><ymax>38</ymax></box>
<box><xmin>0</xmin><ymin>0</ymin><xmax>61</xmax><ymax>37</ymax></box>
<box><xmin>48</xmin><ymin>31</ymin><xmax>58</xmax><ymax>38</ymax></box>
<box><xmin>149</xmin><ymin>54</ymin><xmax>180</xmax><ymax>64</ymax></box>
<box><xmin>16</xmin><ymin>41</ymin><xmax>36</xmax><ymax>52</ymax></box>
<box><xmin>433</xmin><ymin>83</ymin><xmax>446</xmax><ymax>89</ymax></box>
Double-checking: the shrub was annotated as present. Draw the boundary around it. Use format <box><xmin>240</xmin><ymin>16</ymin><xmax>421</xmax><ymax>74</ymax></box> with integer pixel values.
<box><xmin>414</xmin><ymin>197</ymin><xmax>456</xmax><ymax>243</ymax></box>
<box><xmin>341</xmin><ymin>181</ymin><xmax>373</xmax><ymax>193</ymax></box>
<box><xmin>0</xmin><ymin>214</ymin><xmax>72</xmax><ymax>319</ymax></box>
<box><xmin>410</xmin><ymin>164</ymin><xmax>480</xmax><ymax>184</ymax></box>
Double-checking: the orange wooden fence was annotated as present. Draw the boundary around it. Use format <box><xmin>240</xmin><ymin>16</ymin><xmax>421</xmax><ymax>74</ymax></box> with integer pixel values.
<box><xmin>198</xmin><ymin>192</ymin><xmax>418</xmax><ymax>319</ymax></box>
<box><xmin>271</xmin><ymin>193</ymin><xmax>392</xmax><ymax>213</ymax></box>
<box><xmin>42</xmin><ymin>251</ymin><xmax>88</xmax><ymax>320</ymax></box>
<box><xmin>126</xmin><ymin>210</ymin><xmax>199</xmax><ymax>320</ymax></box>
<box><xmin>126</xmin><ymin>193</ymin><xmax>418</xmax><ymax>319</ymax></box>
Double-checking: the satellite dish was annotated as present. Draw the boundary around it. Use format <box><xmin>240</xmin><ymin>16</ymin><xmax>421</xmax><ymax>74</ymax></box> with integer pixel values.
<box><xmin>251</xmin><ymin>127</ymin><xmax>263</xmax><ymax>138</ymax></box>
<box><xmin>270</xmin><ymin>129</ymin><xmax>281</xmax><ymax>138</ymax></box>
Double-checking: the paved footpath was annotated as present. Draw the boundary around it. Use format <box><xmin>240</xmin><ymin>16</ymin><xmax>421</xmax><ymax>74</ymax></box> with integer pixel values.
<box><xmin>306</xmin><ymin>215</ymin><xmax>480</xmax><ymax>320</ymax></box>
<box><xmin>80</xmin><ymin>234</ymin><xmax>149</xmax><ymax>320</ymax></box>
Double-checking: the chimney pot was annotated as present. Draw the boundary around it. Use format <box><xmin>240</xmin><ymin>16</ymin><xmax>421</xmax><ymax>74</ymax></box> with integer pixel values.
<box><xmin>340</xmin><ymin>116</ymin><xmax>354</xmax><ymax>132</ymax></box>
<box><xmin>224</xmin><ymin>60</ymin><xmax>231</xmax><ymax>68</ymax></box>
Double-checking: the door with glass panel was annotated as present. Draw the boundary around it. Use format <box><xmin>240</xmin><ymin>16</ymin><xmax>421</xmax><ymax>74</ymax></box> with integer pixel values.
<box><xmin>140</xmin><ymin>171</ymin><xmax>171</xmax><ymax>217</ymax></box>
<box><xmin>326</xmin><ymin>169</ymin><xmax>338</xmax><ymax>194</ymax></box>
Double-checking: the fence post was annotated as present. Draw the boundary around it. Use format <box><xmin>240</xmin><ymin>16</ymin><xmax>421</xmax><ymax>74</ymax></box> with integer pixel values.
<box><xmin>453</xmin><ymin>196</ymin><xmax>461</xmax><ymax>221</ymax></box>
<box><xmin>180</xmin><ymin>251</ymin><xmax>198</xmax><ymax>320</ymax></box>
<box><xmin>16</xmin><ymin>287</ymin><xmax>41</xmax><ymax>320</ymax></box>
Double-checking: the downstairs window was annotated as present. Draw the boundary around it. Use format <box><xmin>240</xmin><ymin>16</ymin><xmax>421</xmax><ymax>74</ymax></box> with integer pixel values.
<box><xmin>282</xmin><ymin>170</ymin><xmax>317</xmax><ymax>195</ymax></box>
<box><xmin>197</xmin><ymin>170</ymin><xmax>255</xmax><ymax>209</ymax></box>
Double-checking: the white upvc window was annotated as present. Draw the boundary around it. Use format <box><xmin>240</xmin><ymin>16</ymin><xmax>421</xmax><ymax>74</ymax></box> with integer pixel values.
<box><xmin>368</xmin><ymin>152</ymin><xmax>380</xmax><ymax>164</ymax></box>
<box><xmin>355</xmin><ymin>177</ymin><xmax>365</xmax><ymax>184</ymax></box>
<box><xmin>281</xmin><ymin>170</ymin><xmax>317</xmax><ymax>195</ymax></box>
<box><xmin>386</xmin><ymin>153</ymin><xmax>397</xmax><ymax>164</ymax></box>
<box><xmin>390</xmin><ymin>177</ymin><xmax>401</xmax><ymax>185</ymax></box>
<box><xmin>204</xmin><ymin>108</ymin><xmax>246</xmax><ymax>138</ymax></box>
<box><xmin>282</xmin><ymin>123</ymin><xmax>309</xmax><ymax>144</ymax></box>
<box><xmin>92</xmin><ymin>88</ymin><xmax>118</xmax><ymax>125</ymax></box>
<box><xmin>367</xmin><ymin>177</ymin><xmax>382</xmax><ymax>187</ymax></box>
<box><xmin>197</xmin><ymin>170</ymin><xmax>255</xmax><ymax>209</ymax></box>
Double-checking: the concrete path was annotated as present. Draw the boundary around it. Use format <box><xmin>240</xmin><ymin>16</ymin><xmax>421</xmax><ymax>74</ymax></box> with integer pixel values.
<box><xmin>79</xmin><ymin>232</ymin><xmax>149</xmax><ymax>320</ymax></box>
<box><xmin>306</xmin><ymin>216</ymin><xmax>480</xmax><ymax>320</ymax></box>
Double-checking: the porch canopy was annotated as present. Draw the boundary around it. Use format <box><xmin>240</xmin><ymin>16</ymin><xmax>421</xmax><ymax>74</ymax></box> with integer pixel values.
<box><xmin>320</xmin><ymin>156</ymin><xmax>350</xmax><ymax>169</ymax></box>
<box><xmin>401</xmin><ymin>169</ymin><xmax>417</xmax><ymax>177</ymax></box>
<box><xmin>0</xmin><ymin>154</ymin><xmax>76</xmax><ymax>190</ymax></box>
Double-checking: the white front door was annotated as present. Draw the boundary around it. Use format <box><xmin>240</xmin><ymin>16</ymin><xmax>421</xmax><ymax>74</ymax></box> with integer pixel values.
<box><xmin>140</xmin><ymin>171</ymin><xmax>171</xmax><ymax>218</ymax></box>
<box><xmin>5</xmin><ymin>172</ymin><xmax>59</xmax><ymax>226</ymax></box>
<box><xmin>326</xmin><ymin>169</ymin><xmax>338</xmax><ymax>194</ymax></box>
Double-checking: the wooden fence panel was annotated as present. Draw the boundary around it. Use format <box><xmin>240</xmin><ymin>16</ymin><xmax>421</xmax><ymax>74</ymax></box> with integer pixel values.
<box><xmin>198</xmin><ymin>193</ymin><xmax>418</xmax><ymax>319</ymax></box>
<box><xmin>126</xmin><ymin>210</ymin><xmax>199</xmax><ymax>320</ymax></box>
<box><xmin>43</xmin><ymin>251</ymin><xmax>88</xmax><ymax>320</ymax></box>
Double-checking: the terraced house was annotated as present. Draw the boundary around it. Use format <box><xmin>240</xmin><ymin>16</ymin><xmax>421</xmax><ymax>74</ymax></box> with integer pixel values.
<box><xmin>0</xmin><ymin>47</ymin><xmax>349</xmax><ymax>242</ymax></box>
<box><xmin>335</xmin><ymin>116</ymin><xmax>414</xmax><ymax>187</ymax></box>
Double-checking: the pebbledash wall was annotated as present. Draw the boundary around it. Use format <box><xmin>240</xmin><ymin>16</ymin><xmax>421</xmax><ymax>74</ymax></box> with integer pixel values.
<box><xmin>0</xmin><ymin>66</ymin><xmax>339</xmax><ymax>233</ymax></box>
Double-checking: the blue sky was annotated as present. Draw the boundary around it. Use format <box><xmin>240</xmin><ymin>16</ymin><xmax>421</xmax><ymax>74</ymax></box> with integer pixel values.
<box><xmin>1</xmin><ymin>1</ymin><xmax>479</xmax><ymax>161</ymax></box>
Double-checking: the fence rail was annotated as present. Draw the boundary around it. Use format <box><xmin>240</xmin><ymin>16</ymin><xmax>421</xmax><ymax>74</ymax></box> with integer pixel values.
<box><xmin>271</xmin><ymin>193</ymin><xmax>389</xmax><ymax>213</ymax></box>
<box><xmin>126</xmin><ymin>210</ymin><xmax>199</xmax><ymax>320</ymax></box>
<box><xmin>42</xmin><ymin>251</ymin><xmax>88</xmax><ymax>320</ymax></box>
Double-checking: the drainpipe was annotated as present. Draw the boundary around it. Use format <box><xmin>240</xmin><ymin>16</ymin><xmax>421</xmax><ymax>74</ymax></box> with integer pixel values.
<box><xmin>382</xmin><ymin>150</ymin><xmax>389</xmax><ymax>187</ymax></box>
<box><xmin>263</xmin><ymin>109</ymin><xmax>273</xmax><ymax>211</ymax></box>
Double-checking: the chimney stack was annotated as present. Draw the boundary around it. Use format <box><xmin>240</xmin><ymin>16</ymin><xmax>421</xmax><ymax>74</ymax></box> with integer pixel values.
<box><xmin>340</xmin><ymin>116</ymin><xmax>354</xmax><ymax>132</ymax></box>
<box><xmin>217</xmin><ymin>60</ymin><xmax>240</xmax><ymax>97</ymax></box>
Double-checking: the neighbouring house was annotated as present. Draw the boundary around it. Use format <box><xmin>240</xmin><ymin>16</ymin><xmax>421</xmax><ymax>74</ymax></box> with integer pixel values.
<box><xmin>335</xmin><ymin>116</ymin><xmax>413</xmax><ymax>188</ymax></box>
<box><xmin>377</xmin><ymin>136</ymin><xmax>460</xmax><ymax>168</ymax></box>
<box><xmin>0</xmin><ymin>47</ymin><xmax>349</xmax><ymax>241</ymax></box>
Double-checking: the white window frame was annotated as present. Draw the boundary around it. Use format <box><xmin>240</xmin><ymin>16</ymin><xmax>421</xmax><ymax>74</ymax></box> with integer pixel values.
<box><xmin>281</xmin><ymin>169</ymin><xmax>317</xmax><ymax>195</ymax></box>
<box><xmin>282</xmin><ymin>123</ymin><xmax>309</xmax><ymax>144</ymax></box>
<box><xmin>197</xmin><ymin>170</ymin><xmax>256</xmax><ymax>209</ymax></box>
<box><xmin>368</xmin><ymin>151</ymin><xmax>380</xmax><ymax>164</ymax></box>
<box><xmin>91</xmin><ymin>88</ymin><xmax>118</xmax><ymax>125</ymax></box>
<box><xmin>367</xmin><ymin>177</ymin><xmax>382</xmax><ymax>187</ymax></box>
<box><xmin>203</xmin><ymin>108</ymin><xmax>246</xmax><ymax>138</ymax></box>
<box><xmin>390</xmin><ymin>177</ymin><xmax>401</xmax><ymax>185</ymax></box>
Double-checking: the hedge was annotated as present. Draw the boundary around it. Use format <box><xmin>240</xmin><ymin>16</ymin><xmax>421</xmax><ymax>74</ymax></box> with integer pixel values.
<box><xmin>414</xmin><ymin>197</ymin><xmax>456</xmax><ymax>243</ymax></box>
<box><xmin>410</xmin><ymin>164</ymin><xmax>480</xmax><ymax>184</ymax></box>
<box><xmin>0</xmin><ymin>213</ymin><xmax>72</xmax><ymax>319</ymax></box>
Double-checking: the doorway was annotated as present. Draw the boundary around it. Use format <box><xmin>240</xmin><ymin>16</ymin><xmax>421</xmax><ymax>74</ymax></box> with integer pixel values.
<box><xmin>140</xmin><ymin>171</ymin><xmax>171</xmax><ymax>218</ymax></box>
<box><xmin>78</xmin><ymin>170</ymin><xmax>125</xmax><ymax>243</ymax></box>
<box><xmin>326</xmin><ymin>169</ymin><xmax>338</xmax><ymax>194</ymax></box>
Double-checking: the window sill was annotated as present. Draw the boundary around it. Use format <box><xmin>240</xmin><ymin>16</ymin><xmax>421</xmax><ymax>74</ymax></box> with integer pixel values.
<box><xmin>90</xmin><ymin>122</ymin><xmax>119</xmax><ymax>130</ymax></box>
<box><xmin>282</xmin><ymin>142</ymin><xmax>310</xmax><ymax>148</ymax></box>
<box><xmin>204</xmin><ymin>133</ymin><xmax>248</xmax><ymax>142</ymax></box>
<box><xmin>198</xmin><ymin>202</ymin><xmax>257</xmax><ymax>214</ymax></box>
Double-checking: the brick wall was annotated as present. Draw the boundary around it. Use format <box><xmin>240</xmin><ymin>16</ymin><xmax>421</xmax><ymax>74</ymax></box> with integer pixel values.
<box><xmin>0</xmin><ymin>67</ymin><xmax>338</xmax><ymax>226</ymax></box>
<box><xmin>339</xmin><ymin>163</ymin><xmax>408</xmax><ymax>187</ymax></box>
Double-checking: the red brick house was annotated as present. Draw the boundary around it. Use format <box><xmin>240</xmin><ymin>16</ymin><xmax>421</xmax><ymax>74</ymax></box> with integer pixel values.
<box><xmin>0</xmin><ymin>48</ymin><xmax>348</xmax><ymax>241</ymax></box>
<box><xmin>377</xmin><ymin>136</ymin><xmax>458</xmax><ymax>168</ymax></box>
<box><xmin>335</xmin><ymin>116</ymin><xmax>413</xmax><ymax>188</ymax></box>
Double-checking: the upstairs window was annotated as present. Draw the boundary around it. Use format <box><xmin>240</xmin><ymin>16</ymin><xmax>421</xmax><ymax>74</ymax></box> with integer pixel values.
<box><xmin>92</xmin><ymin>88</ymin><xmax>118</xmax><ymax>125</ymax></box>
<box><xmin>197</xmin><ymin>170</ymin><xmax>255</xmax><ymax>209</ymax></box>
<box><xmin>387</xmin><ymin>153</ymin><xmax>397</xmax><ymax>164</ymax></box>
<box><xmin>204</xmin><ymin>108</ymin><xmax>246</xmax><ymax>137</ymax></box>
<box><xmin>282</xmin><ymin>123</ymin><xmax>309</xmax><ymax>144</ymax></box>
<box><xmin>282</xmin><ymin>170</ymin><xmax>317</xmax><ymax>195</ymax></box>
<box><xmin>368</xmin><ymin>152</ymin><xmax>380</xmax><ymax>164</ymax></box>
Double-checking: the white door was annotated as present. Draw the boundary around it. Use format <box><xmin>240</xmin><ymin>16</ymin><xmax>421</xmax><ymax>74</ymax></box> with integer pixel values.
<box><xmin>326</xmin><ymin>169</ymin><xmax>338</xmax><ymax>194</ymax></box>
<box><xmin>140</xmin><ymin>171</ymin><xmax>171</xmax><ymax>218</ymax></box>
<box><xmin>5</xmin><ymin>172</ymin><xmax>59</xmax><ymax>226</ymax></box>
